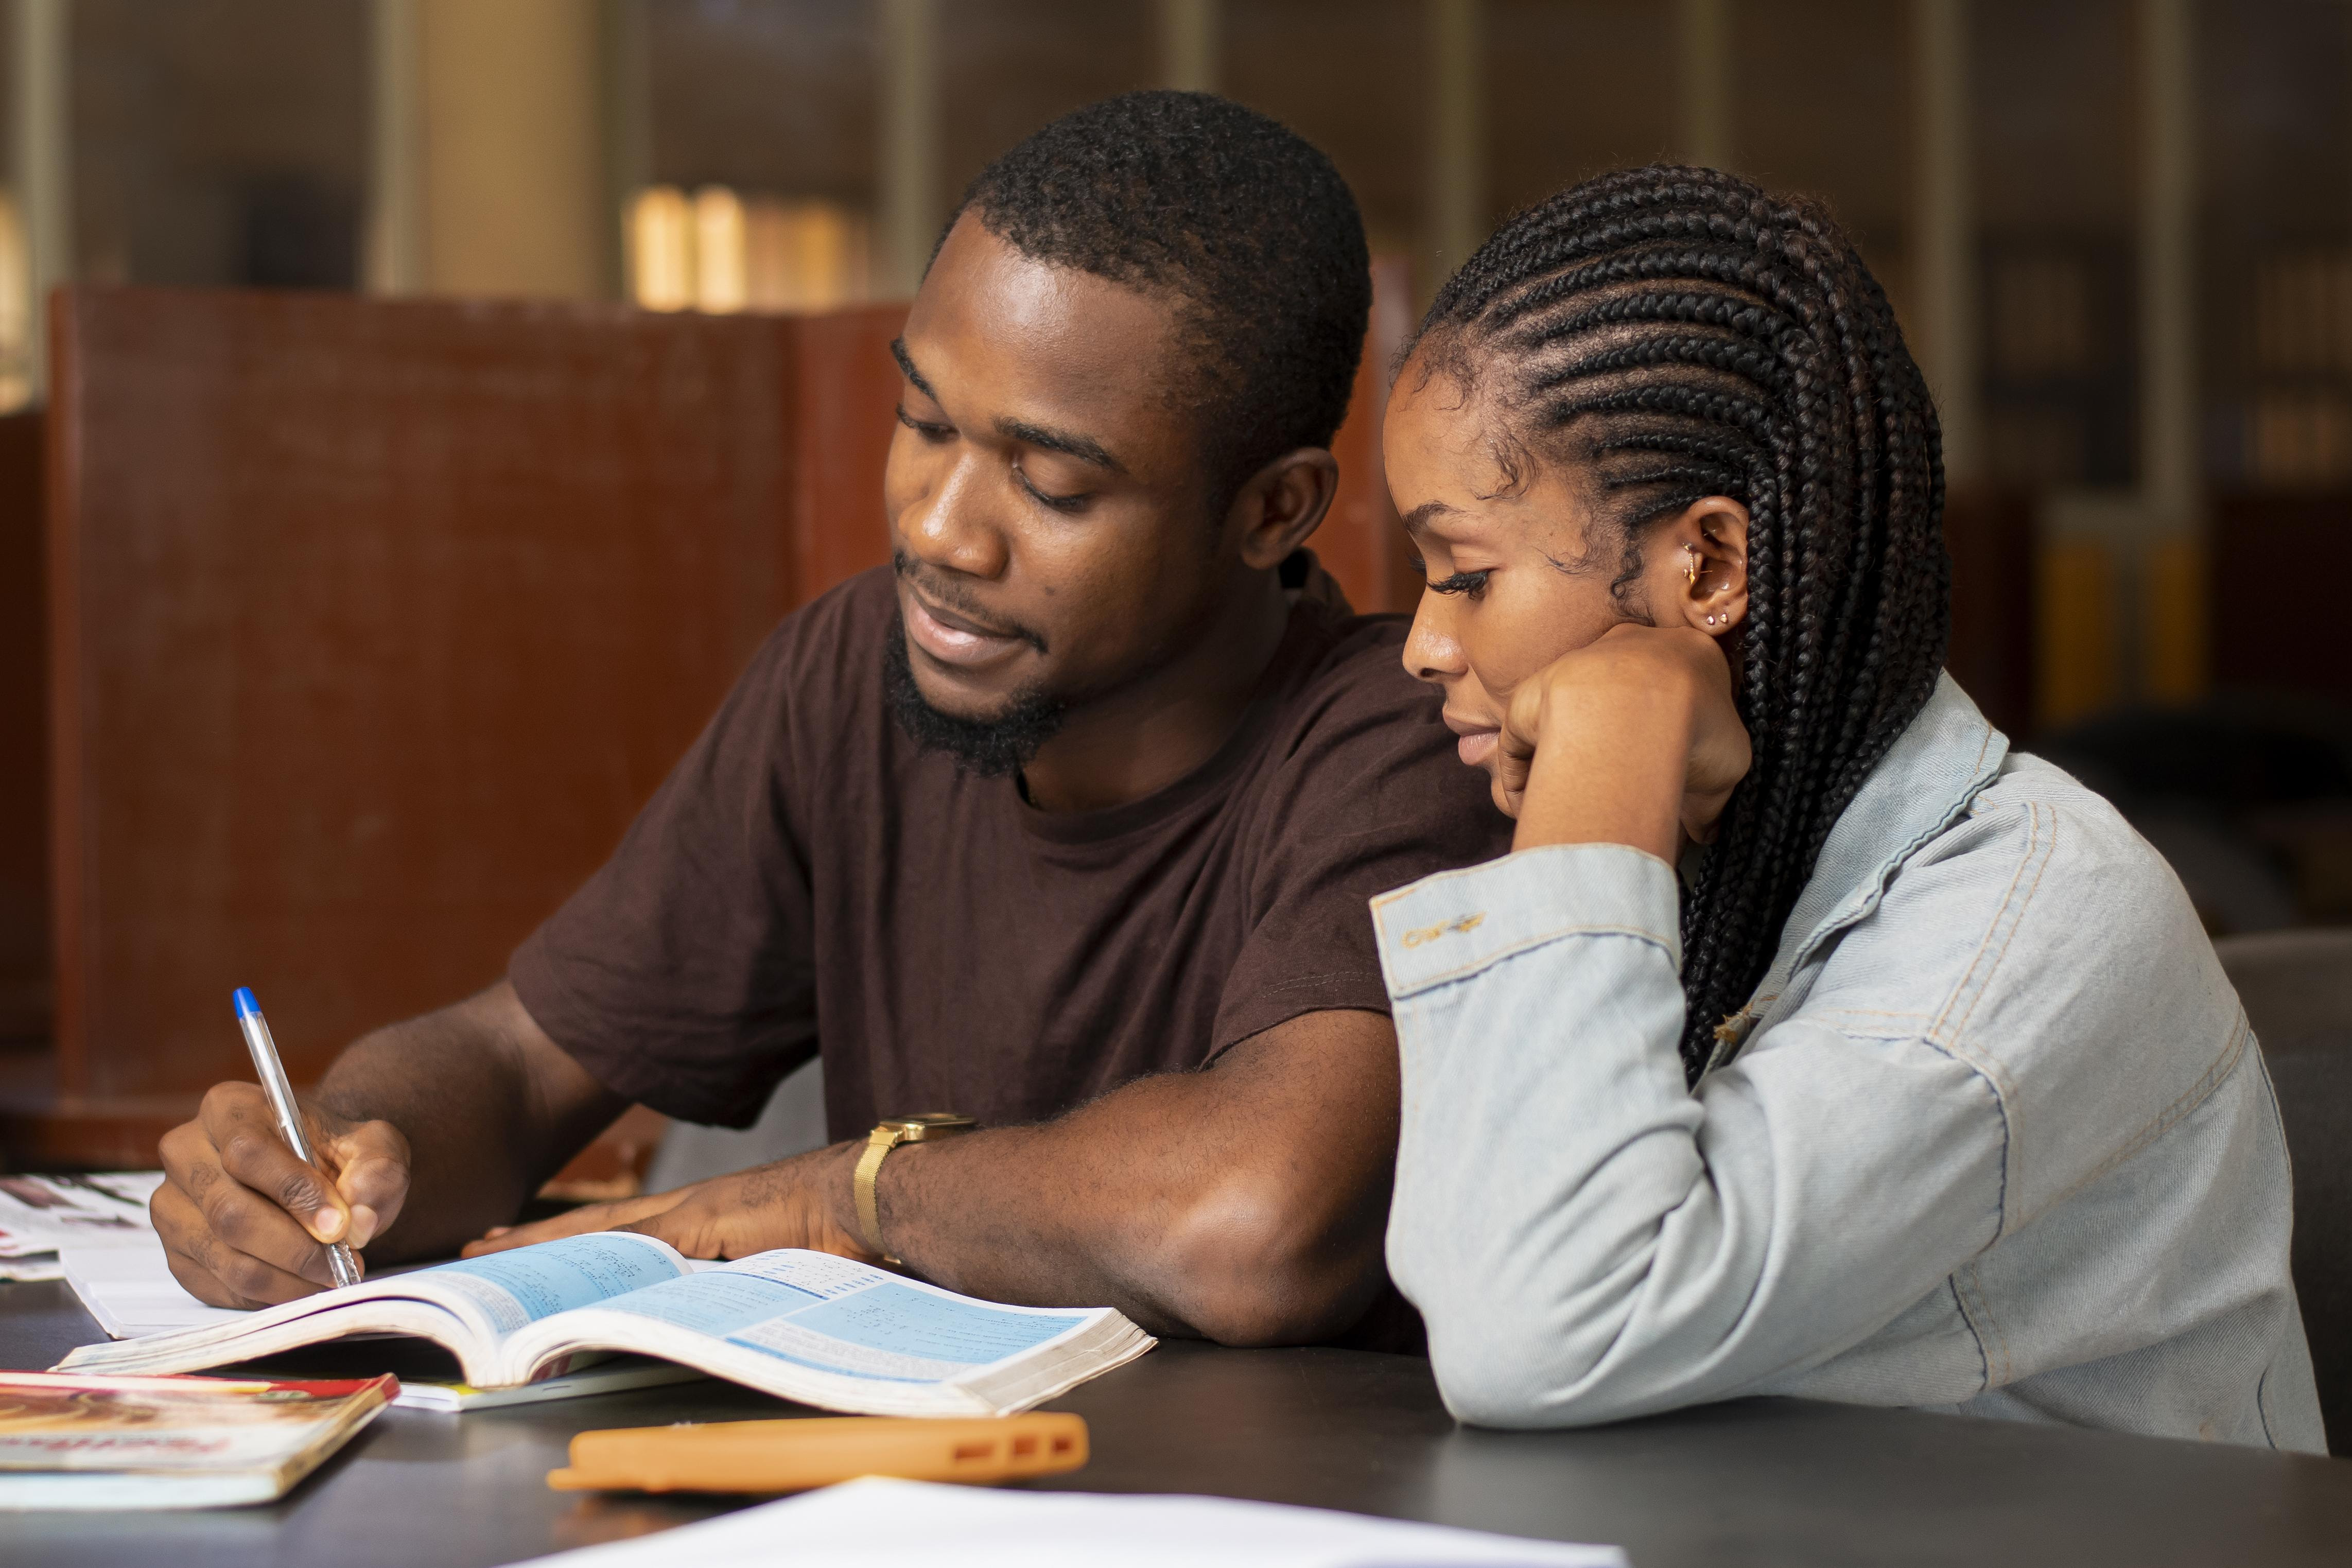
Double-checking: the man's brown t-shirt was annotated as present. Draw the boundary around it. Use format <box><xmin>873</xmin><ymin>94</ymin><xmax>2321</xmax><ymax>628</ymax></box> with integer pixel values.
<box><xmin>510</xmin><ymin>557</ymin><xmax>1508</xmax><ymax>1137</ymax></box>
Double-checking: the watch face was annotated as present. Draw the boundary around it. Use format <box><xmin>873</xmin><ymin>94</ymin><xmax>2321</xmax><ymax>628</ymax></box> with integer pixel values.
<box><xmin>882</xmin><ymin>1113</ymin><xmax>978</xmax><ymax>1136</ymax></box>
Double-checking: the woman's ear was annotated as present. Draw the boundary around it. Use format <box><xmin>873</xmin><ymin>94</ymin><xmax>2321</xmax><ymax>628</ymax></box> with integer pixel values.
<box><xmin>1658</xmin><ymin>497</ymin><xmax>1750</xmax><ymax>639</ymax></box>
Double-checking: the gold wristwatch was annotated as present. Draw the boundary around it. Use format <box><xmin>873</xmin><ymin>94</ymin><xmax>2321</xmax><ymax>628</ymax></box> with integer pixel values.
<box><xmin>853</xmin><ymin>1113</ymin><xmax>978</xmax><ymax>1263</ymax></box>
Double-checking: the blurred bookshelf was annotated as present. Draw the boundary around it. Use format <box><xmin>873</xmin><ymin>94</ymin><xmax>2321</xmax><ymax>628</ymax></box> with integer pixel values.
<box><xmin>627</xmin><ymin>187</ymin><xmax>873</xmax><ymax>315</ymax></box>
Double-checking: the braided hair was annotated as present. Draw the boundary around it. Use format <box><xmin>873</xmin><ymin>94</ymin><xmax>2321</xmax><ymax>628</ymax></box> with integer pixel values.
<box><xmin>1410</xmin><ymin>166</ymin><xmax>1951</xmax><ymax>1077</ymax></box>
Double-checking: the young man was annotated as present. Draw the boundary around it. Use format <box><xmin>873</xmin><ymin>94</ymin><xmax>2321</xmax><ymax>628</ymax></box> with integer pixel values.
<box><xmin>151</xmin><ymin>93</ymin><xmax>1506</xmax><ymax>1346</ymax></box>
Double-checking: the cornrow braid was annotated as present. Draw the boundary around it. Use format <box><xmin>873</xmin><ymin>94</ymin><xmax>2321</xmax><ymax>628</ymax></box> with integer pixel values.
<box><xmin>1413</xmin><ymin>166</ymin><xmax>1950</xmax><ymax>1078</ymax></box>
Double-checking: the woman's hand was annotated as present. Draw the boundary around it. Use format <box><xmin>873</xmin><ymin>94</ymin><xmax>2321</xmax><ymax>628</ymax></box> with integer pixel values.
<box><xmin>1494</xmin><ymin>624</ymin><xmax>1751</xmax><ymax>860</ymax></box>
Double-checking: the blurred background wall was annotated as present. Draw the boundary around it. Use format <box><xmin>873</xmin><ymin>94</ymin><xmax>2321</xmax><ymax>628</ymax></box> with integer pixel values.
<box><xmin>3</xmin><ymin>0</ymin><xmax>2350</xmax><ymax>1092</ymax></box>
<box><xmin>3</xmin><ymin>3</ymin><xmax>2347</xmax><ymax>688</ymax></box>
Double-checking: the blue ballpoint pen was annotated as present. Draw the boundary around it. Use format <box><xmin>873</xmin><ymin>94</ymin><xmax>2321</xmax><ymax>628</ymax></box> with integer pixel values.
<box><xmin>232</xmin><ymin>987</ymin><xmax>363</xmax><ymax>1289</ymax></box>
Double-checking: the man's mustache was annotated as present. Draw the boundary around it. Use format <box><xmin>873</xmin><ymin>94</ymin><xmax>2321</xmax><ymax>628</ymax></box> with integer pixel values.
<box><xmin>891</xmin><ymin>549</ymin><xmax>1049</xmax><ymax>653</ymax></box>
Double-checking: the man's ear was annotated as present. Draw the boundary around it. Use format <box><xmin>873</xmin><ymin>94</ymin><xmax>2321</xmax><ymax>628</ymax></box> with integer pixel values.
<box><xmin>1658</xmin><ymin>496</ymin><xmax>1751</xmax><ymax>639</ymax></box>
<box><xmin>1228</xmin><ymin>448</ymin><xmax>1341</xmax><ymax>570</ymax></box>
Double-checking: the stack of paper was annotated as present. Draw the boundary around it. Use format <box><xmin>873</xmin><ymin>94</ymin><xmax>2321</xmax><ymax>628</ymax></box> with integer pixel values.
<box><xmin>518</xmin><ymin>1477</ymin><xmax>1628</xmax><ymax>1568</ymax></box>
<box><xmin>0</xmin><ymin>1173</ymin><xmax>164</xmax><ymax>1282</ymax></box>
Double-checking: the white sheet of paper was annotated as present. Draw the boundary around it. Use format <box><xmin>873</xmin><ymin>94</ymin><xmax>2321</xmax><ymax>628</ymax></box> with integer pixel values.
<box><xmin>518</xmin><ymin>1476</ymin><xmax>1627</xmax><ymax>1568</ymax></box>
<box><xmin>60</xmin><ymin>1233</ymin><xmax>246</xmax><ymax>1339</ymax></box>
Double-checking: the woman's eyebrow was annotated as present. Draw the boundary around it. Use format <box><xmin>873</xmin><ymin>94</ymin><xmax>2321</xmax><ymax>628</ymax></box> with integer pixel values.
<box><xmin>1400</xmin><ymin>500</ymin><xmax>1464</xmax><ymax>534</ymax></box>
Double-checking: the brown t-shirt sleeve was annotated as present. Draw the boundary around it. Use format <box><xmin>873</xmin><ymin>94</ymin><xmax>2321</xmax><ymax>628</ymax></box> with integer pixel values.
<box><xmin>508</xmin><ymin>612</ymin><xmax>822</xmax><ymax>1128</ymax></box>
<box><xmin>1208</xmin><ymin>621</ymin><xmax>1510</xmax><ymax>1056</ymax></box>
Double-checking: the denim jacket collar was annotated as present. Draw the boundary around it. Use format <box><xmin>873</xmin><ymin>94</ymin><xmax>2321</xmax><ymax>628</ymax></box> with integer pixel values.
<box><xmin>1705</xmin><ymin>672</ymin><xmax>2009</xmax><ymax>1072</ymax></box>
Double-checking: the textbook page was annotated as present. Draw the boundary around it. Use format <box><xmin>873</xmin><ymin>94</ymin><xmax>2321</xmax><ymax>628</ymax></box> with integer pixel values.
<box><xmin>58</xmin><ymin>1234</ymin><xmax>707</xmax><ymax>1409</ymax></box>
<box><xmin>61</xmin><ymin>1238</ymin><xmax>1152</xmax><ymax>1417</ymax></box>
<box><xmin>390</xmin><ymin>1358</ymin><xmax>705</xmax><ymax>1413</ymax></box>
<box><xmin>57</xmin><ymin>1233</ymin><xmax>696</xmax><ymax>1385</ymax></box>
<box><xmin>498</xmin><ymin>1249</ymin><xmax>1155</xmax><ymax>1416</ymax></box>
<box><xmin>518</xmin><ymin>1477</ymin><xmax>1628</xmax><ymax>1568</ymax></box>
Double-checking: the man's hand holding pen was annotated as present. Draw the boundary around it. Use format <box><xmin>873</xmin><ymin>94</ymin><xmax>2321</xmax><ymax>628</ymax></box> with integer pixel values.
<box><xmin>152</xmin><ymin>1083</ymin><xmax>411</xmax><ymax>1308</ymax></box>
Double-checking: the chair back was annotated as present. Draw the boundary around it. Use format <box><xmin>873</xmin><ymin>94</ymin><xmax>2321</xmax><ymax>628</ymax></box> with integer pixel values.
<box><xmin>2216</xmin><ymin>927</ymin><xmax>2352</xmax><ymax>1454</ymax></box>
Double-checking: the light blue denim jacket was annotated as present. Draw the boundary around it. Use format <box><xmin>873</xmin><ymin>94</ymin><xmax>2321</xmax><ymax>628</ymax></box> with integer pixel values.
<box><xmin>1377</xmin><ymin>674</ymin><xmax>2325</xmax><ymax>1452</ymax></box>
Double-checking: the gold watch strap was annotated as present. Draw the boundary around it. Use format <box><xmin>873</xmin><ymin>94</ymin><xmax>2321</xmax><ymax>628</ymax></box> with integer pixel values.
<box><xmin>853</xmin><ymin>1128</ymin><xmax>907</xmax><ymax>1259</ymax></box>
<box><xmin>853</xmin><ymin>1116</ymin><xmax>979</xmax><ymax>1264</ymax></box>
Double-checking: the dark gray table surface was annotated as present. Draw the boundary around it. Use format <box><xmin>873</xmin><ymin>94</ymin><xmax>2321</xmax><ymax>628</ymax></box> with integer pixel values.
<box><xmin>5</xmin><ymin>1277</ymin><xmax>2349</xmax><ymax>1566</ymax></box>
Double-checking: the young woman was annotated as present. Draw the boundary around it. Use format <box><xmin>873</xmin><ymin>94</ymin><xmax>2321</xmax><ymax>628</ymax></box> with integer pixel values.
<box><xmin>1373</xmin><ymin>167</ymin><xmax>2324</xmax><ymax>1452</ymax></box>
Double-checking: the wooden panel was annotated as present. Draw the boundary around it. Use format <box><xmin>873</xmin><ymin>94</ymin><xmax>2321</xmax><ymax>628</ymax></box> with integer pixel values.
<box><xmin>790</xmin><ymin>304</ymin><xmax>906</xmax><ymax>601</ymax></box>
<box><xmin>33</xmin><ymin>287</ymin><xmax>805</xmax><ymax>1145</ymax></box>
<box><xmin>2214</xmin><ymin>494</ymin><xmax>2352</xmax><ymax>706</ymax></box>
<box><xmin>1313</xmin><ymin>257</ymin><xmax>1419</xmax><ymax>617</ymax></box>
<box><xmin>0</xmin><ymin>413</ymin><xmax>45</xmax><ymax>1047</ymax></box>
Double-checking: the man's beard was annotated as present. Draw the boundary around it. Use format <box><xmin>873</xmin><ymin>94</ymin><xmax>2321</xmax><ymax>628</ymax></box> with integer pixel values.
<box><xmin>884</xmin><ymin>622</ymin><xmax>1068</xmax><ymax>778</ymax></box>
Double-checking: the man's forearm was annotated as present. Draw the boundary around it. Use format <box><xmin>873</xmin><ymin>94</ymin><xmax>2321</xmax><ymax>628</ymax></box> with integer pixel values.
<box><xmin>459</xmin><ymin>1008</ymin><xmax>1402</xmax><ymax>1345</ymax></box>
<box><xmin>315</xmin><ymin>983</ymin><xmax>624</xmax><ymax>1261</ymax></box>
<box><xmin>873</xmin><ymin>1009</ymin><xmax>1400</xmax><ymax>1344</ymax></box>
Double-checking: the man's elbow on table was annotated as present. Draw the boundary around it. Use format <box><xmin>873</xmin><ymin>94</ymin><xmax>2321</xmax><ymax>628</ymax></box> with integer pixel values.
<box><xmin>1155</xmin><ymin>1174</ymin><xmax>1387</xmax><ymax>1348</ymax></box>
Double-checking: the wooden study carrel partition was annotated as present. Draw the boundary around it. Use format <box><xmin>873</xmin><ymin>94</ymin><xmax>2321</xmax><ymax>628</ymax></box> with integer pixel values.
<box><xmin>1</xmin><ymin>275</ymin><xmax>1411</xmax><ymax>1169</ymax></box>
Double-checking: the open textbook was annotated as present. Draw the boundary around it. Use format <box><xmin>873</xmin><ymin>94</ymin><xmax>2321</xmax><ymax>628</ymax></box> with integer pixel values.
<box><xmin>55</xmin><ymin>1233</ymin><xmax>1155</xmax><ymax>1418</ymax></box>
<box><xmin>55</xmin><ymin>1214</ymin><xmax>702</xmax><ymax>1410</ymax></box>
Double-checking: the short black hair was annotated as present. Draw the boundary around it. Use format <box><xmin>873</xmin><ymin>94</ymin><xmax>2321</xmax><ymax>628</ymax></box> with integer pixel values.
<box><xmin>944</xmin><ymin>90</ymin><xmax>1370</xmax><ymax>512</ymax></box>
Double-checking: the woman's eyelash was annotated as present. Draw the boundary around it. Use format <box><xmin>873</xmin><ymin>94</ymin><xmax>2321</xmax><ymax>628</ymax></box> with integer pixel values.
<box><xmin>1426</xmin><ymin>569</ymin><xmax>1491</xmax><ymax>598</ymax></box>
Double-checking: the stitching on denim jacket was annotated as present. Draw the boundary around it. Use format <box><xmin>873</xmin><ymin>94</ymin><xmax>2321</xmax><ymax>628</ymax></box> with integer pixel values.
<box><xmin>1382</xmin><ymin>922</ymin><xmax>1679</xmax><ymax>995</ymax></box>
<box><xmin>1940</xmin><ymin>801</ymin><xmax>2055</xmax><ymax>1049</ymax></box>
<box><xmin>2024</xmin><ymin>1015</ymin><xmax>2251</xmax><ymax>1229</ymax></box>
<box><xmin>2242</xmin><ymin>1008</ymin><xmax>2294</xmax><ymax>1178</ymax></box>
<box><xmin>1928</xmin><ymin>800</ymin><xmax>2055</xmax><ymax>1243</ymax></box>
<box><xmin>1945</xmin><ymin>1276</ymin><xmax>1994</xmax><ymax>1392</ymax></box>
<box><xmin>1753</xmin><ymin>717</ymin><xmax>2005</xmax><ymax>1036</ymax></box>
<box><xmin>1964</xmin><ymin>1261</ymin><xmax>2015</xmax><ymax>1385</ymax></box>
